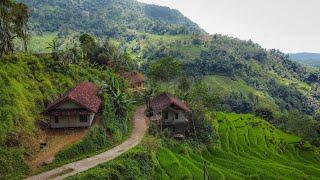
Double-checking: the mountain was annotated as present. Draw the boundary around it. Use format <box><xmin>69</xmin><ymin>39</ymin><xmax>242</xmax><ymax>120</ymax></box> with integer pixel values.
<box><xmin>16</xmin><ymin>0</ymin><xmax>320</xmax><ymax>142</ymax></box>
<box><xmin>19</xmin><ymin>0</ymin><xmax>204</xmax><ymax>36</ymax></box>
<box><xmin>2</xmin><ymin>0</ymin><xmax>320</xmax><ymax>178</ymax></box>
<box><xmin>9</xmin><ymin>0</ymin><xmax>320</xmax><ymax>149</ymax></box>
<box><xmin>290</xmin><ymin>53</ymin><xmax>320</xmax><ymax>67</ymax></box>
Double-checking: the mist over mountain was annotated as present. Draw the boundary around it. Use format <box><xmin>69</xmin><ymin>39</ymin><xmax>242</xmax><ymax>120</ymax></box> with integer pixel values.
<box><xmin>290</xmin><ymin>53</ymin><xmax>320</xmax><ymax>67</ymax></box>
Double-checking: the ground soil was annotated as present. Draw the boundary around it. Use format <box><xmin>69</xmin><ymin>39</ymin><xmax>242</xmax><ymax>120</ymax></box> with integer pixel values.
<box><xmin>27</xmin><ymin>129</ymin><xmax>86</xmax><ymax>170</ymax></box>
<box><xmin>26</xmin><ymin>115</ymin><xmax>103</xmax><ymax>170</ymax></box>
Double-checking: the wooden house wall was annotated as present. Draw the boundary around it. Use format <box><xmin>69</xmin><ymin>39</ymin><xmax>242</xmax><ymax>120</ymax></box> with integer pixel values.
<box><xmin>48</xmin><ymin>100</ymin><xmax>95</xmax><ymax>128</ymax></box>
<box><xmin>49</xmin><ymin>113</ymin><xmax>95</xmax><ymax>128</ymax></box>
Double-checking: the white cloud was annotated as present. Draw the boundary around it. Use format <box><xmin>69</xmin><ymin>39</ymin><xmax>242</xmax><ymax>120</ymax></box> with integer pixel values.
<box><xmin>138</xmin><ymin>0</ymin><xmax>320</xmax><ymax>53</ymax></box>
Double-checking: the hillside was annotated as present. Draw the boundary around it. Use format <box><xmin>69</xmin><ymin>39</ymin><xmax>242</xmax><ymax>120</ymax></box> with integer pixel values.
<box><xmin>69</xmin><ymin>113</ymin><xmax>320</xmax><ymax>179</ymax></box>
<box><xmin>290</xmin><ymin>53</ymin><xmax>320</xmax><ymax>67</ymax></box>
<box><xmin>18</xmin><ymin>0</ymin><xmax>320</xmax><ymax>117</ymax></box>
<box><xmin>0</xmin><ymin>53</ymin><xmax>134</xmax><ymax>179</ymax></box>
<box><xmin>18</xmin><ymin>0</ymin><xmax>203</xmax><ymax>36</ymax></box>
<box><xmin>1</xmin><ymin>0</ymin><xmax>320</xmax><ymax>179</ymax></box>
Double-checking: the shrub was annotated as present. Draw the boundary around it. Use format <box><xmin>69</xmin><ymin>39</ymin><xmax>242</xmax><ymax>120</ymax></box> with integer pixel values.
<box><xmin>255</xmin><ymin>107</ymin><xmax>274</xmax><ymax>121</ymax></box>
<box><xmin>55</xmin><ymin>126</ymin><xmax>111</xmax><ymax>162</ymax></box>
<box><xmin>188</xmin><ymin>108</ymin><xmax>216</xmax><ymax>144</ymax></box>
<box><xmin>0</xmin><ymin>147</ymin><xmax>30</xmax><ymax>179</ymax></box>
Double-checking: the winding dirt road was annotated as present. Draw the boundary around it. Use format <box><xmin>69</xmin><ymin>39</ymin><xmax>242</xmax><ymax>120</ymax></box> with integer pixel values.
<box><xmin>26</xmin><ymin>106</ymin><xmax>148</xmax><ymax>180</ymax></box>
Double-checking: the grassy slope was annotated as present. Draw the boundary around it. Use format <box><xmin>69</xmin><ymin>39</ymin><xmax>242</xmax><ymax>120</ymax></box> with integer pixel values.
<box><xmin>126</xmin><ymin>31</ymin><xmax>208</xmax><ymax>60</ymax></box>
<box><xmin>0</xmin><ymin>54</ymin><xmax>127</xmax><ymax>179</ymax></box>
<box><xmin>24</xmin><ymin>31</ymin><xmax>206</xmax><ymax>61</ymax></box>
<box><xmin>201</xmin><ymin>75</ymin><xmax>278</xmax><ymax>110</ymax></box>
<box><xmin>69</xmin><ymin>113</ymin><xmax>320</xmax><ymax>179</ymax></box>
<box><xmin>15</xmin><ymin>33</ymin><xmax>58</xmax><ymax>53</ymax></box>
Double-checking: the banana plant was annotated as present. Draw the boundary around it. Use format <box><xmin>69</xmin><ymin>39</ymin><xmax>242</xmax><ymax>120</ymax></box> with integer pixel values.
<box><xmin>102</xmin><ymin>75</ymin><xmax>134</xmax><ymax>117</ymax></box>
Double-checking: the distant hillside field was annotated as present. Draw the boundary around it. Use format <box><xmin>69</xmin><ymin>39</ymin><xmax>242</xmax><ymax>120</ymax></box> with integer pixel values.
<box><xmin>290</xmin><ymin>53</ymin><xmax>320</xmax><ymax>67</ymax></box>
<box><xmin>69</xmin><ymin>113</ymin><xmax>320</xmax><ymax>179</ymax></box>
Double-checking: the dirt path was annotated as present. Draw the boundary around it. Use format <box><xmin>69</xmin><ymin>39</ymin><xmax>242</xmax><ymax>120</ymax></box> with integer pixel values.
<box><xmin>26</xmin><ymin>106</ymin><xmax>148</xmax><ymax>180</ymax></box>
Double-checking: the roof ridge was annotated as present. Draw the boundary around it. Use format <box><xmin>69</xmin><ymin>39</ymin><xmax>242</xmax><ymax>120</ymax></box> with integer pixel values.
<box><xmin>43</xmin><ymin>82</ymin><xmax>101</xmax><ymax>114</ymax></box>
<box><xmin>150</xmin><ymin>92</ymin><xmax>191</xmax><ymax>114</ymax></box>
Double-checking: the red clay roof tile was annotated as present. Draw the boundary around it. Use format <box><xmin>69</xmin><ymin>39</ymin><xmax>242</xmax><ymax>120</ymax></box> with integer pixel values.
<box><xmin>44</xmin><ymin>82</ymin><xmax>101</xmax><ymax>114</ymax></box>
<box><xmin>150</xmin><ymin>92</ymin><xmax>191</xmax><ymax>114</ymax></box>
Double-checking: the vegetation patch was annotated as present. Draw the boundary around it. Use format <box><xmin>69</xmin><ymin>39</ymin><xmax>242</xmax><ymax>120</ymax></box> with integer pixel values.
<box><xmin>69</xmin><ymin>113</ymin><xmax>320</xmax><ymax>179</ymax></box>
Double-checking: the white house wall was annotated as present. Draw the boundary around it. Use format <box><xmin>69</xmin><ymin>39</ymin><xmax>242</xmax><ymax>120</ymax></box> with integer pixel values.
<box><xmin>162</xmin><ymin>109</ymin><xmax>188</xmax><ymax>125</ymax></box>
<box><xmin>50</xmin><ymin>113</ymin><xmax>95</xmax><ymax>128</ymax></box>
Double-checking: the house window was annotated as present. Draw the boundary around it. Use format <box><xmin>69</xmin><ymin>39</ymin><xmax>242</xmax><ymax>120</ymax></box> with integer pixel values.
<box><xmin>80</xmin><ymin>115</ymin><xmax>88</xmax><ymax>122</ymax></box>
<box><xmin>175</xmin><ymin>113</ymin><xmax>179</xmax><ymax>119</ymax></box>
<box><xmin>54</xmin><ymin>116</ymin><xmax>59</xmax><ymax>123</ymax></box>
<box><xmin>164</xmin><ymin>112</ymin><xmax>169</xmax><ymax>119</ymax></box>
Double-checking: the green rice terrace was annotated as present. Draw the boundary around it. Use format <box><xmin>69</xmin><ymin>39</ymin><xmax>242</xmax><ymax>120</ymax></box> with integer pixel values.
<box><xmin>69</xmin><ymin>112</ymin><xmax>320</xmax><ymax>179</ymax></box>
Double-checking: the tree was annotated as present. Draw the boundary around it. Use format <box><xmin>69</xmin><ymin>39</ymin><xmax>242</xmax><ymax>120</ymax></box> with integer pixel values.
<box><xmin>79</xmin><ymin>33</ymin><xmax>97</xmax><ymax>59</ymax></box>
<box><xmin>78</xmin><ymin>34</ymin><xmax>138</xmax><ymax>71</ymax></box>
<box><xmin>0</xmin><ymin>0</ymin><xmax>29</xmax><ymax>57</ymax></box>
<box><xmin>282</xmin><ymin>110</ymin><xmax>319</xmax><ymax>144</ymax></box>
<box><xmin>177</xmin><ymin>76</ymin><xmax>192</xmax><ymax>99</ymax></box>
<box><xmin>147</xmin><ymin>57</ymin><xmax>182</xmax><ymax>82</ymax></box>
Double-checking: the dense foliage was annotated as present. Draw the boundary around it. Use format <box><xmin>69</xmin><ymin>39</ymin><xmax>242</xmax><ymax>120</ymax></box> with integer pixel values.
<box><xmin>18</xmin><ymin>0</ymin><xmax>202</xmax><ymax>36</ymax></box>
<box><xmin>146</xmin><ymin>57</ymin><xmax>182</xmax><ymax>82</ymax></box>
<box><xmin>0</xmin><ymin>0</ymin><xmax>29</xmax><ymax>57</ymax></box>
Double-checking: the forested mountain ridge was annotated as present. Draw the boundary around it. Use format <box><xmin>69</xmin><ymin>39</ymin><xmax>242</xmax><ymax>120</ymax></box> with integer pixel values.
<box><xmin>18</xmin><ymin>0</ymin><xmax>204</xmax><ymax>35</ymax></box>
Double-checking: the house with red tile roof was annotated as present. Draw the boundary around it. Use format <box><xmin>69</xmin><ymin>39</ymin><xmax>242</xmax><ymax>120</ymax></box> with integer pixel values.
<box><xmin>149</xmin><ymin>93</ymin><xmax>191</xmax><ymax>133</ymax></box>
<box><xmin>120</xmin><ymin>72</ymin><xmax>147</xmax><ymax>90</ymax></box>
<box><xmin>43</xmin><ymin>82</ymin><xmax>101</xmax><ymax>128</ymax></box>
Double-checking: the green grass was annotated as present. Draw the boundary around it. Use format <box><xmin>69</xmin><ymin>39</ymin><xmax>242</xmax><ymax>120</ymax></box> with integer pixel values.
<box><xmin>69</xmin><ymin>112</ymin><xmax>320</xmax><ymax>179</ymax></box>
<box><xmin>200</xmin><ymin>75</ymin><xmax>279</xmax><ymax>111</ymax></box>
<box><xmin>15</xmin><ymin>33</ymin><xmax>58</xmax><ymax>53</ymax></box>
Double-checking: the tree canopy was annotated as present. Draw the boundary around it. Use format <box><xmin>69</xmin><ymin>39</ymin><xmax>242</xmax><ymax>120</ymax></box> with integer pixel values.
<box><xmin>0</xmin><ymin>0</ymin><xmax>29</xmax><ymax>57</ymax></box>
<box><xmin>147</xmin><ymin>57</ymin><xmax>182</xmax><ymax>82</ymax></box>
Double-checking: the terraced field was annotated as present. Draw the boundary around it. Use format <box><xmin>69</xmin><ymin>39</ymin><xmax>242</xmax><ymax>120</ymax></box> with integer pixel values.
<box><xmin>203</xmin><ymin>113</ymin><xmax>320</xmax><ymax>179</ymax></box>
<box><xmin>69</xmin><ymin>113</ymin><xmax>320</xmax><ymax>179</ymax></box>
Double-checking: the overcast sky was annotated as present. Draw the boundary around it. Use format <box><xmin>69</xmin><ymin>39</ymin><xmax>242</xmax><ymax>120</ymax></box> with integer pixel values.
<box><xmin>138</xmin><ymin>0</ymin><xmax>320</xmax><ymax>53</ymax></box>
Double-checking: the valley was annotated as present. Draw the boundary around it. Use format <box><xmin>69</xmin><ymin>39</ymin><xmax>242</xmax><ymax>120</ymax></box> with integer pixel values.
<box><xmin>0</xmin><ymin>0</ymin><xmax>320</xmax><ymax>179</ymax></box>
